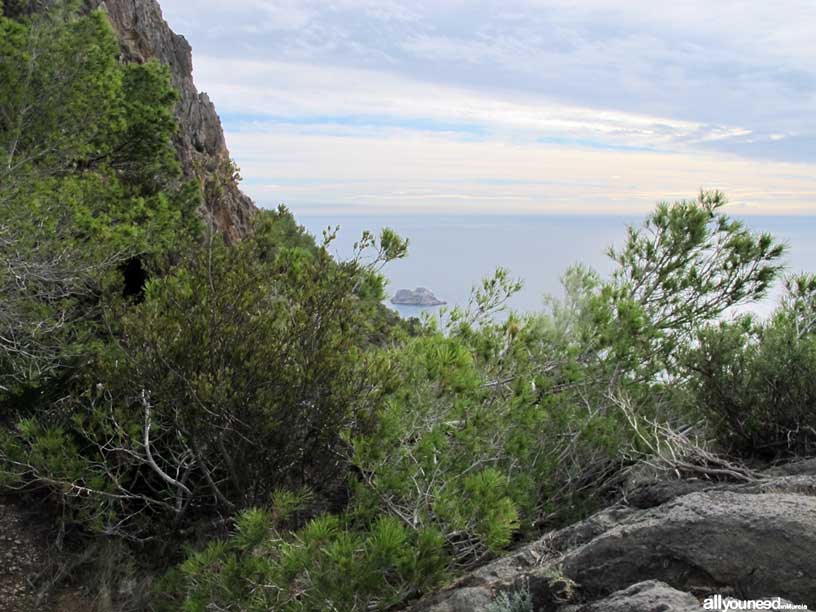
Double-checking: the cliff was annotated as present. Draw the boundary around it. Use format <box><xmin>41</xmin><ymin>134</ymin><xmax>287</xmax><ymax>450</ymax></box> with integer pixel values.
<box><xmin>85</xmin><ymin>0</ymin><xmax>257</xmax><ymax>240</ymax></box>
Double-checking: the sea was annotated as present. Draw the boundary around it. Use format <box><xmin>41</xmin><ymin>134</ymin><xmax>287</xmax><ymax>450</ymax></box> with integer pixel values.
<box><xmin>296</xmin><ymin>214</ymin><xmax>816</xmax><ymax>321</ymax></box>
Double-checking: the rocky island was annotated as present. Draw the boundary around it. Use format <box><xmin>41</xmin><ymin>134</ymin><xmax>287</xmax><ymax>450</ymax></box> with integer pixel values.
<box><xmin>391</xmin><ymin>288</ymin><xmax>446</xmax><ymax>306</ymax></box>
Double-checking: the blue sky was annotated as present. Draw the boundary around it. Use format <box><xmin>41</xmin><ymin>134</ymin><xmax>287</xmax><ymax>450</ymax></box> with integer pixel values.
<box><xmin>161</xmin><ymin>0</ymin><xmax>816</xmax><ymax>214</ymax></box>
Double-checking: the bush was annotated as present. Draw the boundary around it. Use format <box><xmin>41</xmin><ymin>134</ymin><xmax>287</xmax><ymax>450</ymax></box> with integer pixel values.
<box><xmin>687</xmin><ymin>275</ymin><xmax>816</xmax><ymax>457</ymax></box>
<box><xmin>158</xmin><ymin>503</ymin><xmax>448</xmax><ymax>612</ymax></box>
<box><xmin>348</xmin><ymin>270</ymin><xmax>637</xmax><ymax>567</ymax></box>
<box><xmin>0</xmin><ymin>212</ymin><xmax>407</xmax><ymax>540</ymax></box>
<box><xmin>600</xmin><ymin>190</ymin><xmax>784</xmax><ymax>386</ymax></box>
<box><xmin>347</xmin><ymin>193</ymin><xmax>788</xmax><ymax>568</ymax></box>
<box><xmin>0</xmin><ymin>7</ymin><xmax>199</xmax><ymax>394</ymax></box>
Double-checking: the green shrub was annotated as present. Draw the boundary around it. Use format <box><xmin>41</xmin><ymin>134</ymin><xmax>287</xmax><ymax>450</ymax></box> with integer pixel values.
<box><xmin>158</xmin><ymin>505</ymin><xmax>448</xmax><ymax>612</ymax></box>
<box><xmin>0</xmin><ymin>7</ymin><xmax>200</xmax><ymax>394</ymax></box>
<box><xmin>349</xmin><ymin>271</ymin><xmax>636</xmax><ymax>565</ymax></box>
<box><xmin>0</xmin><ymin>216</ymin><xmax>406</xmax><ymax>539</ymax></box>
<box><xmin>601</xmin><ymin>190</ymin><xmax>784</xmax><ymax>387</ymax></box>
<box><xmin>348</xmin><ymin>194</ymin><xmax>788</xmax><ymax>567</ymax></box>
<box><xmin>687</xmin><ymin>275</ymin><xmax>816</xmax><ymax>457</ymax></box>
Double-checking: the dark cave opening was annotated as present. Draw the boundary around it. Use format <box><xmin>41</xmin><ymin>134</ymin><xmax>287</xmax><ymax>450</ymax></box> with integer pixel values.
<box><xmin>121</xmin><ymin>257</ymin><xmax>148</xmax><ymax>302</ymax></box>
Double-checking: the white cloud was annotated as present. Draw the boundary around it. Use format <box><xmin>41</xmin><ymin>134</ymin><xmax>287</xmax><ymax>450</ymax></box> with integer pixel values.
<box><xmin>230</xmin><ymin>127</ymin><xmax>816</xmax><ymax>215</ymax></box>
<box><xmin>156</xmin><ymin>0</ymin><xmax>816</xmax><ymax>214</ymax></box>
<box><xmin>195</xmin><ymin>56</ymin><xmax>755</xmax><ymax>150</ymax></box>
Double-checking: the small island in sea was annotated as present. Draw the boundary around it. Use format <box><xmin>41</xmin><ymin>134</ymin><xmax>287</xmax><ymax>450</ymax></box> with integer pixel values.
<box><xmin>391</xmin><ymin>287</ymin><xmax>446</xmax><ymax>306</ymax></box>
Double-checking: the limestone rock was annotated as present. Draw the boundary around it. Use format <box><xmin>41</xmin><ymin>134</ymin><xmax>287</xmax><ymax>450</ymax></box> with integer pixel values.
<box><xmin>420</xmin><ymin>587</ymin><xmax>493</xmax><ymax>612</ymax></box>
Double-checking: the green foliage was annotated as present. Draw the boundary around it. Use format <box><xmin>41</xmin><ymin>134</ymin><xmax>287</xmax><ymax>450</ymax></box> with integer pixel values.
<box><xmin>1</xmin><ymin>209</ymin><xmax>407</xmax><ymax>540</ymax></box>
<box><xmin>601</xmin><ymin>190</ymin><xmax>784</xmax><ymax>383</ymax></box>
<box><xmin>347</xmin><ymin>192</ymin><xmax>788</xmax><ymax>571</ymax></box>
<box><xmin>350</xmin><ymin>330</ymin><xmax>528</xmax><ymax>562</ymax></box>
<box><xmin>1</xmin><ymin>7</ymin><xmax>184</xmax><ymax>196</ymax></box>
<box><xmin>109</xmin><ymin>217</ymin><xmax>403</xmax><ymax>507</ymax></box>
<box><xmin>349</xmin><ymin>269</ymin><xmax>631</xmax><ymax>567</ymax></box>
<box><xmin>158</xmin><ymin>507</ymin><xmax>447</xmax><ymax>612</ymax></box>
<box><xmin>253</xmin><ymin>204</ymin><xmax>319</xmax><ymax>254</ymax></box>
<box><xmin>0</xmin><ymin>7</ymin><xmax>200</xmax><ymax>392</ymax></box>
<box><xmin>687</xmin><ymin>274</ymin><xmax>816</xmax><ymax>457</ymax></box>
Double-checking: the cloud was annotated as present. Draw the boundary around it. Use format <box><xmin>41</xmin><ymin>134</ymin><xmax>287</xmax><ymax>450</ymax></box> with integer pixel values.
<box><xmin>162</xmin><ymin>0</ymin><xmax>816</xmax><ymax>132</ymax></box>
<box><xmin>228</xmin><ymin>127</ymin><xmax>816</xmax><ymax>215</ymax></box>
<box><xmin>156</xmin><ymin>0</ymin><xmax>816</xmax><ymax>213</ymax></box>
<box><xmin>196</xmin><ymin>56</ymin><xmax>755</xmax><ymax>150</ymax></box>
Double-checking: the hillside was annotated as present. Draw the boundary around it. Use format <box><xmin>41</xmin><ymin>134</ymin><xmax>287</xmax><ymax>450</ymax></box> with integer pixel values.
<box><xmin>83</xmin><ymin>0</ymin><xmax>256</xmax><ymax>241</ymax></box>
<box><xmin>1</xmin><ymin>2</ymin><xmax>815</xmax><ymax>612</ymax></box>
<box><xmin>4</xmin><ymin>0</ymin><xmax>257</xmax><ymax>240</ymax></box>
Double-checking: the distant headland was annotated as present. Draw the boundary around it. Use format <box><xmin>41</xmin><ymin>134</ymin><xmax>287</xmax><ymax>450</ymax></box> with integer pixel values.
<box><xmin>391</xmin><ymin>288</ymin><xmax>446</xmax><ymax>306</ymax></box>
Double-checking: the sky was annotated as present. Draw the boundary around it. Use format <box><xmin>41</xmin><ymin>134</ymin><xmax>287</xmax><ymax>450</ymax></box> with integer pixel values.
<box><xmin>160</xmin><ymin>0</ymin><xmax>816</xmax><ymax>215</ymax></box>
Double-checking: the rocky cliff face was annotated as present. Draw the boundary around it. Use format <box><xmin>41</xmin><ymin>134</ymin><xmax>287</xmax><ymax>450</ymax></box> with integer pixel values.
<box><xmin>86</xmin><ymin>0</ymin><xmax>257</xmax><ymax>241</ymax></box>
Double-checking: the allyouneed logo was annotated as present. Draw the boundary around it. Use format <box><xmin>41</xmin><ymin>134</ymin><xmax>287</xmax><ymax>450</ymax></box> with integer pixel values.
<box><xmin>703</xmin><ymin>595</ymin><xmax>808</xmax><ymax>610</ymax></box>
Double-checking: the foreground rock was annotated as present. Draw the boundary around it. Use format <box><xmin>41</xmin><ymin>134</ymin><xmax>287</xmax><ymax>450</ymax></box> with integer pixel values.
<box><xmin>408</xmin><ymin>469</ymin><xmax>816</xmax><ymax>612</ymax></box>
<box><xmin>392</xmin><ymin>288</ymin><xmax>446</xmax><ymax>306</ymax></box>
<box><xmin>563</xmin><ymin>490</ymin><xmax>815</xmax><ymax>604</ymax></box>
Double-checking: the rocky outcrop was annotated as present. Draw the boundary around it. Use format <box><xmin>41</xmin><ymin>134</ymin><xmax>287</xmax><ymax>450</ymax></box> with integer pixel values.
<box><xmin>409</xmin><ymin>469</ymin><xmax>816</xmax><ymax>612</ymax></box>
<box><xmin>392</xmin><ymin>288</ymin><xmax>446</xmax><ymax>306</ymax></box>
<box><xmin>87</xmin><ymin>0</ymin><xmax>257</xmax><ymax>241</ymax></box>
<box><xmin>562</xmin><ymin>489</ymin><xmax>816</xmax><ymax>605</ymax></box>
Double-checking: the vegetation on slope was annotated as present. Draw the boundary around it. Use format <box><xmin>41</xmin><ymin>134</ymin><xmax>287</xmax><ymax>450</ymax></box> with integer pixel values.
<box><xmin>1</xmin><ymin>5</ymin><xmax>815</xmax><ymax>612</ymax></box>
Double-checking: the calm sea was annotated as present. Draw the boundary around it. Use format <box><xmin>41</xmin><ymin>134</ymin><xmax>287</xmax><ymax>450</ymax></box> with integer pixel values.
<box><xmin>296</xmin><ymin>214</ymin><xmax>816</xmax><ymax>320</ymax></box>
